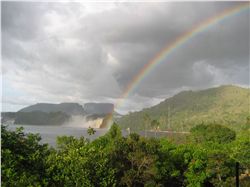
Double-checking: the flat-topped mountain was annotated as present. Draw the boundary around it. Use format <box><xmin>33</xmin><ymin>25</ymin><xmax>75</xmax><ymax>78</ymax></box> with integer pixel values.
<box><xmin>18</xmin><ymin>103</ymin><xmax>85</xmax><ymax>115</ymax></box>
<box><xmin>84</xmin><ymin>103</ymin><xmax>114</xmax><ymax>115</ymax></box>
<box><xmin>117</xmin><ymin>85</ymin><xmax>250</xmax><ymax>131</ymax></box>
<box><xmin>2</xmin><ymin>102</ymin><xmax>117</xmax><ymax>127</ymax></box>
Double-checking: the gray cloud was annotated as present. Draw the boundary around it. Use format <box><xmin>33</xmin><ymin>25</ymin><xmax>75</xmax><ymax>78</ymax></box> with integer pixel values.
<box><xmin>1</xmin><ymin>2</ymin><xmax>249</xmax><ymax>113</ymax></box>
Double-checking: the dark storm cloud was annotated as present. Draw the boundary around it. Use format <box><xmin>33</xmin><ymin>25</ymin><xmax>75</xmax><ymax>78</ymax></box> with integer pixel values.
<box><xmin>73</xmin><ymin>2</ymin><xmax>249</xmax><ymax>96</ymax></box>
<box><xmin>1</xmin><ymin>2</ymin><xmax>249</xmax><ymax>113</ymax></box>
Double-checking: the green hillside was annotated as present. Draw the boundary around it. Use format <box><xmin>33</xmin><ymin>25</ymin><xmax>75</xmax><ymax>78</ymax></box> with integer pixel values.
<box><xmin>117</xmin><ymin>85</ymin><xmax>250</xmax><ymax>131</ymax></box>
<box><xmin>14</xmin><ymin>111</ymin><xmax>70</xmax><ymax>125</ymax></box>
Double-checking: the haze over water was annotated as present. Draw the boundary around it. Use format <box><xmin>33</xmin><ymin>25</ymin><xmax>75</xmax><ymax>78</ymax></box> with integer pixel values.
<box><xmin>5</xmin><ymin>123</ymin><xmax>174</xmax><ymax>147</ymax></box>
<box><xmin>6</xmin><ymin>124</ymin><xmax>109</xmax><ymax>147</ymax></box>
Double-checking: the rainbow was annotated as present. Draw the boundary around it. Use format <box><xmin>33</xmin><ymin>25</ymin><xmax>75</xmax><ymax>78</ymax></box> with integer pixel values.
<box><xmin>114</xmin><ymin>2</ymin><xmax>249</xmax><ymax>110</ymax></box>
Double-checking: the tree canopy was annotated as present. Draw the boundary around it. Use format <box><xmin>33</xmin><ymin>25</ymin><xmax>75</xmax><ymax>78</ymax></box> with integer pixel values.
<box><xmin>1</xmin><ymin>123</ymin><xmax>249</xmax><ymax>186</ymax></box>
<box><xmin>189</xmin><ymin>124</ymin><xmax>236</xmax><ymax>144</ymax></box>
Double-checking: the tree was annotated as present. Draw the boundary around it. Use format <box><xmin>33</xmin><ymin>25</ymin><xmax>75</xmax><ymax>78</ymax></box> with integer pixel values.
<box><xmin>108</xmin><ymin>132</ymin><xmax>159</xmax><ymax>186</ymax></box>
<box><xmin>231</xmin><ymin>131</ymin><xmax>250</xmax><ymax>170</ymax></box>
<box><xmin>87</xmin><ymin>127</ymin><xmax>96</xmax><ymax>136</ymax></box>
<box><xmin>1</xmin><ymin>125</ymin><xmax>51</xmax><ymax>186</ymax></box>
<box><xmin>242</xmin><ymin>116</ymin><xmax>250</xmax><ymax>130</ymax></box>
<box><xmin>2</xmin><ymin>122</ymin><xmax>246</xmax><ymax>186</ymax></box>
<box><xmin>106</xmin><ymin>123</ymin><xmax>122</xmax><ymax>139</ymax></box>
<box><xmin>143</xmin><ymin>113</ymin><xmax>151</xmax><ymax>137</ymax></box>
<box><xmin>47</xmin><ymin>128</ymin><xmax>117</xmax><ymax>186</ymax></box>
<box><xmin>189</xmin><ymin>124</ymin><xmax>236</xmax><ymax>144</ymax></box>
<box><xmin>157</xmin><ymin>139</ymin><xmax>191</xmax><ymax>186</ymax></box>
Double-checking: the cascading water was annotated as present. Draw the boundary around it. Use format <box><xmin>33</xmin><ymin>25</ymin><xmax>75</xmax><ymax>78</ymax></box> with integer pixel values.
<box><xmin>63</xmin><ymin>115</ymin><xmax>104</xmax><ymax>128</ymax></box>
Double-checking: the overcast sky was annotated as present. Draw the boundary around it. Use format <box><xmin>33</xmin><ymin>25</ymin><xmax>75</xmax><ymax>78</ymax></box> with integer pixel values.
<box><xmin>1</xmin><ymin>2</ymin><xmax>249</xmax><ymax>114</ymax></box>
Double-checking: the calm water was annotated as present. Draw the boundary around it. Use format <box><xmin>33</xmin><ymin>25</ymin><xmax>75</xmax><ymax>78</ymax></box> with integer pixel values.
<box><xmin>5</xmin><ymin>124</ymin><xmax>109</xmax><ymax>147</ymax></box>
<box><xmin>4</xmin><ymin>124</ymin><xmax>181</xmax><ymax>147</ymax></box>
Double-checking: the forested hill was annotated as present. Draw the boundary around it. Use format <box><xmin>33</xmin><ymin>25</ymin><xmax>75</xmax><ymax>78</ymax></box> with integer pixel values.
<box><xmin>18</xmin><ymin>103</ymin><xmax>85</xmax><ymax>115</ymax></box>
<box><xmin>117</xmin><ymin>85</ymin><xmax>250</xmax><ymax>131</ymax></box>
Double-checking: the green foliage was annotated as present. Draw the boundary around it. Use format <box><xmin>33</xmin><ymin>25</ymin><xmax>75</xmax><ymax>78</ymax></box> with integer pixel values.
<box><xmin>156</xmin><ymin>141</ymin><xmax>192</xmax><ymax>186</ymax></box>
<box><xmin>241</xmin><ymin>116</ymin><xmax>250</xmax><ymax>130</ymax></box>
<box><xmin>151</xmin><ymin>119</ymin><xmax>160</xmax><ymax>129</ymax></box>
<box><xmin>2</xmin><ymin>123</ymin><xmax>250</xmax><ymax>186</ymax></box>
<box><xmin>87</xmin><ymin>127</ymin><xmax>96</xmax><ymax>135</ymax></box>
<box><xmin>108</xmin><ymin>133</ymin><xmax>160</xmax><ymax>186</ymax></box>
<box><xmin>45</xmin><ymin>124</ymin><xmax>122</xmax><ymax>186</ymax></box>
<box><xmin>106</xmin><ymin>123</ymin><xmax>122</xmax><ymax>139</ymax></box>
<box><xmin>189</xmin><ymin>124</ymin><xmax>236</xmax><ymax>144</ymax></box>
<box><xmin>56</xmin><ymin>135</ymin><xmax>89</xmax><ymax>151</ymax></box>
<box><xmin>1</xmin><ymin>125</ymin><xmax>51</xmax><ymax>186</ymax></box>
<box><xmin>231</xmin><ymin>131</ymin><xmax>250</xmax><ymax>168</ymax></box>
<box><xmin>184</xmin><ymin>145</ymin><xmax>236</xmax><ymax>187</ymax></box>
<box><xmin>117</xmin><ymin>85</ymin><xmax>249</xmax><ymax>131</ymax></box>
<box><xmin>46</xmin><ymin>135</ymin><xmax>115</xmax><ymax>187</ymax></box>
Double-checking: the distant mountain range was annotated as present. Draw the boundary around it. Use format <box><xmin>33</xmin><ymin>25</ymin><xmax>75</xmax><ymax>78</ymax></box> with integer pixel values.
<box><xmin>116</xmin><ymin>85</ymin><xmax>250</xmax><ymax>131</ymax></box>
<box><xmin>1</xmin><ymin>103</ymin><xmax>117</xmax><ymax>126</ymax></box>
<box><xmin>2</xmin><ymin>85</ymin><xmax>249</xmax><ymax>129</ymax></box>
<box><xmin>18</xmin><ymin>102</ymin><xmax>115</xmax><ymax>116</ymax></box>
<box><xmin>19</xmin><ymin>103</ymin><xmax>85</xmax><ymax>115</ymax></box>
